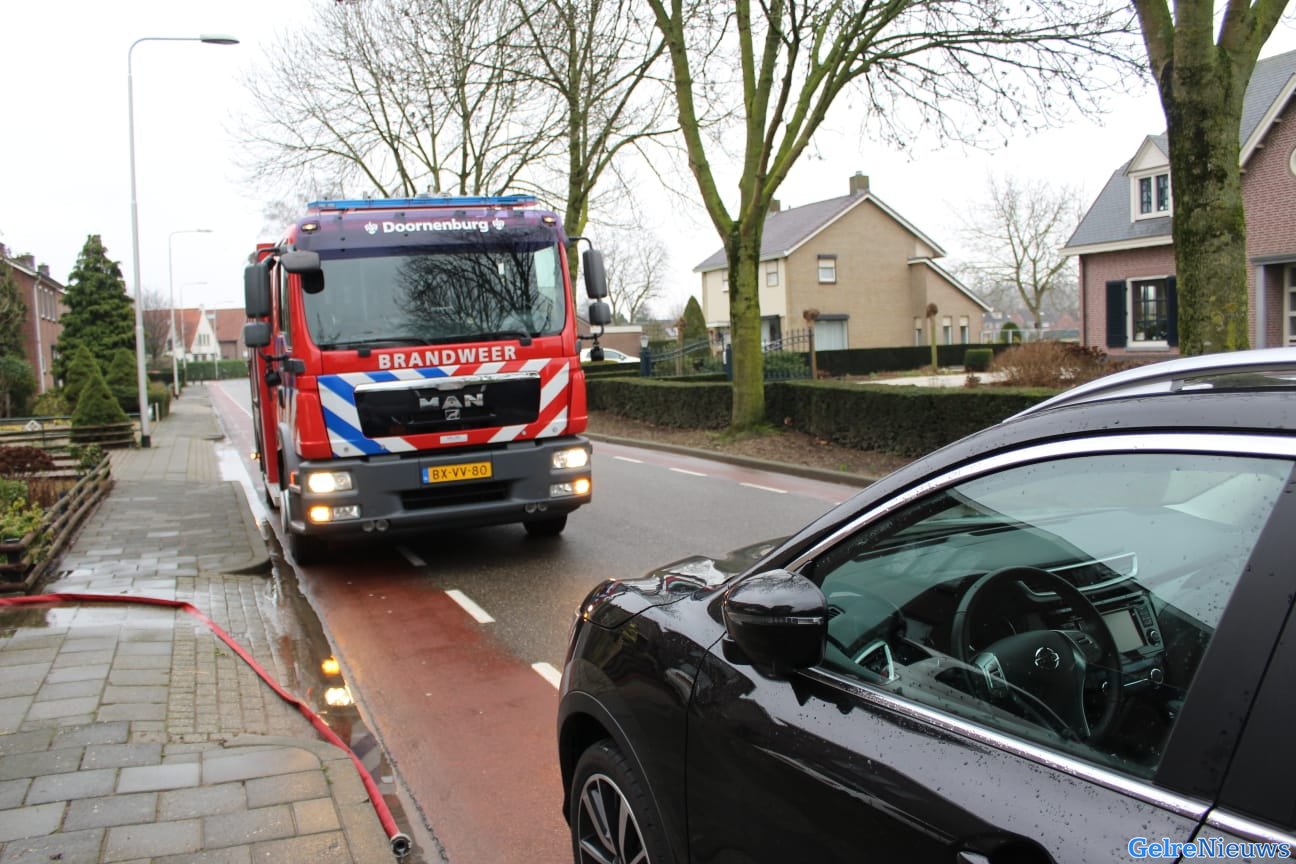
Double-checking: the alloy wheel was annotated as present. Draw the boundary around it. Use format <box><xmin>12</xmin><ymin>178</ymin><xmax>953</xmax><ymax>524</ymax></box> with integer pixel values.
<box><xmin>575</xmin><ymin>772</ymin><xmax>650</xmax><ymax>864</ymax></box>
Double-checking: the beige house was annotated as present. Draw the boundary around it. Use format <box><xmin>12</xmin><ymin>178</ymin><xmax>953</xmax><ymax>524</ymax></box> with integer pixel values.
<box><xmin>695</xmin><ymin>173</ymin><xmax>989</xmax><ymax>350</ymax></box>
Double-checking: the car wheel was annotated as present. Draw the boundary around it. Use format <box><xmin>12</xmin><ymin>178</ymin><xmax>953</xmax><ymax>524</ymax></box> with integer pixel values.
<box><xmin>571</xmin><ymin>740</ymin><xmax>672</xmax><ymax>864</ymax></box>
<box><xmin>524</xmin><ymin>514</ymin><xmax>568</xmax><ymax>537</ymax></box>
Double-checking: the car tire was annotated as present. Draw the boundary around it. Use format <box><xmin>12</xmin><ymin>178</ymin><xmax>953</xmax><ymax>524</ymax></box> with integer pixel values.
<box><xmin>523</xmin><ymin>514</ymin><xmax>568</xmax><ymax>537</ymax></box>
<box><xmin>570</xmin><ymin>739</ymin><xmax>673</xmax><ymax>864</ymax></box>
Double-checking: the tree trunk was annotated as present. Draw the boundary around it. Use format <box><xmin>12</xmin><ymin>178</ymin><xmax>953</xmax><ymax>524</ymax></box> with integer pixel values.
<box><xmin>726</xmin><ymin>224</ymin><xmax>766</xmax><ymax>431</ymax></box>
<box><xmin>1163</xmin><ymin>78</ymin><xmax>1250</xmax><ymax>354</ymax></box>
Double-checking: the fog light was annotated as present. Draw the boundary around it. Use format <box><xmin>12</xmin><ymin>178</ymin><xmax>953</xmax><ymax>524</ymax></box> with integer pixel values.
<box><xmin>308</xmin><ymin>505</ymin><xmax>360</xmax><ymax>523</ymax></box>
<box><xmin>550</xmin><ymin>478</ymin><xmax>591</xmax><ymax>498</ymax></box>
<box><xmin>306</xmin><ymin>471</ymin><xmax>354</xmax><ymax>493</ymax></box>
<box><xmin>552</xmin><ymin>447</ymin><xmax>590</xmax><ymax>470</ymax></box>
<box><xmin>324</xmin><ymin>686</ymin><xmax>353</xmax><ymax>707</ymax></box>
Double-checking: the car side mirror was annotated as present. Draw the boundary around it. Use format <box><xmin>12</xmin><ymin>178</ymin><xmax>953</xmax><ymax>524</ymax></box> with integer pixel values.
<box><xmin>722</xmin><ymin>569</ymin><xmax>826</xmax><ymax>676</ymax></box>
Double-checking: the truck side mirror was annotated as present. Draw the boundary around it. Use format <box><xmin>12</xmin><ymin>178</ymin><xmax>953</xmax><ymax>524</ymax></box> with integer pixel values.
<box><xmin>587</xmin><ymin>300</ymin><xmax>612</xmax><ymax>327</ymax></box>
<box><xmin>244</xmin><ymin>263</ymin><xmax>271</xmax><ymax>318</ymax></box>
<box><xmin>244</xmin><ymin>321</ymin><xmax>271</xmax><ymax>349</ymax></box>
<box><xmin>582</xmin><ymin>249</ymin><xmax>608</xmax><ymax>300</ymax></box>
<box><xmin>280</xmin><ymin>250</ymin><xmax>325</xmax><ymax>295</ymax></box>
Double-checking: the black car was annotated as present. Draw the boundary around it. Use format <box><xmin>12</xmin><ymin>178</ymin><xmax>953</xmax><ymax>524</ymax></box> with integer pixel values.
<box><xmin>557</xmin><ymin>348</ymin><xmax>1296</xmax><ymax>864</ymax></box>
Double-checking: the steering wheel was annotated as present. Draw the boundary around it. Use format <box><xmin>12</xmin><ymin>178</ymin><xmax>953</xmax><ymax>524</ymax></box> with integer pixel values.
<box><xmin>950</xmin><ymin>566</ymin><xmax>1122</xmax><ymax>741</ymax></box>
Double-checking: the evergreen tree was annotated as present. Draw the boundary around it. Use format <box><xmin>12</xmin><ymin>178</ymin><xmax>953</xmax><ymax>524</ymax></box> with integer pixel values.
<box><xmin>0</xmin><ymin>266</ymin><xmax>28</xmax><ymax>359</ymax></box>
<box><xmin>71</xmin><ymin>363</ymin><xmax>129</xmax><ymax>432</ymax></box>
<box><xmin>0</xmin><ymin>356</ymin><xmax>35</xmax><ymax>418</ymax></box>
<box><xmin>55</xmin><ymin>235</ymin><xmax>134</xmax><ymax>383</ymax></box>
<box><xmin>681</xmin><ymin>296</ymin><xmax>708</xmax><ymax>346</ymax></box>
<box><xmin>61</xmin><ymin>343</ymin><xmax>101</xmax><ymax>414</ymax></box>
<box><xmin>106</xmin><ymin>348</ymin><xmax>139</xmax><ymax>414</ymax></box>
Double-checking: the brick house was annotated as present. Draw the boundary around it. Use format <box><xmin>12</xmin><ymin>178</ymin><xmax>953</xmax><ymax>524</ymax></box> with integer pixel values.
<box><xmin>1062</xmin><ymin>49</ymin><xmax>1296</xmax><ymax>356</ymax></box>
<box><xmin>170</xmin><ymin>307</ymin><xmax>248</xmax><ymax>365</ymax></box>
<box><xmin>0</xmin><ymin>243</ymin><xmax>66</xmax><ymax>395</ymax></box>
<box><xmin>695</xmin><ymin>173</ymin><xmax>989</xmax><ymax>351</ymax></box>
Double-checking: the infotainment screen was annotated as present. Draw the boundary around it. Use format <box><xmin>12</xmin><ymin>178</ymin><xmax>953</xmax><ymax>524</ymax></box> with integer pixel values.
<box><xmin>1102</xmin><ymin>609</ymin><xmax>1144</xmax><ymax>653</ymax></box>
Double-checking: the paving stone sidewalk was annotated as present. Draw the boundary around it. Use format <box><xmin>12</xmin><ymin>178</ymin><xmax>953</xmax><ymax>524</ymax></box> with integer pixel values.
<box><xmin>0</xmin><ymin>387</ymin><xmax>398</xmax><ymax>863</ymax></box>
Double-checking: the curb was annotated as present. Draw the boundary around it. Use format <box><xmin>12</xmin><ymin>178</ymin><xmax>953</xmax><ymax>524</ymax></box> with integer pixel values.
<box><xmin>585</xmin><ymin>432</ymin><xmax>880</xmax><ymax>487</ymax></box>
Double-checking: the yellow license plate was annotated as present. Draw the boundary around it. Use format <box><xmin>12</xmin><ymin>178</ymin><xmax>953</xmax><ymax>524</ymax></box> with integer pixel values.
<box><xmin>423</xmin><ymin>461</ymin><xmax>493</xmax><ymax>484</ymax></box>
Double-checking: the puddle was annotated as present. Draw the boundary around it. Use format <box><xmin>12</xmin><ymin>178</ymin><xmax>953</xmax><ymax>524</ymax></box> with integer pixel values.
<box><xmin>258</xmin><ymin>544</ymin><xmax>437</xmax><ymax>864</ymax></box>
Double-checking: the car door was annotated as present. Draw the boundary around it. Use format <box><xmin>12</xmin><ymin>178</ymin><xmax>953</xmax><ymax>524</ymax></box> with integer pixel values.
<box><xmin>686</xmin><ymin>435</ymin><xmax>1296</xmax><ymax>864</ymax></box>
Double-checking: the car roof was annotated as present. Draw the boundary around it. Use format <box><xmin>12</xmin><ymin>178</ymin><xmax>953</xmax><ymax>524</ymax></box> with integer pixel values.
<box><xmin>763</xmin><ymin>352</ymin><xmax>1296</xmax><ymax>572</ymax></box>
<box><xmin>1007</xmin><ymin>347</ymin><xmax>1296</xmax><ymax>419</ymax></box>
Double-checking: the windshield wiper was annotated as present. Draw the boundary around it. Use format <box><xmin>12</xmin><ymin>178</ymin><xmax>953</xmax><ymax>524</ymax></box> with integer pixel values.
<box><xmin>318</xmin><ymin>337</ymin><xmax>428</xmax><ymax>350</ymax></box>
<box><xmin>472</xmin><ymin>330</ymin><xmax>534</xmax><ymax>346</ymax></box>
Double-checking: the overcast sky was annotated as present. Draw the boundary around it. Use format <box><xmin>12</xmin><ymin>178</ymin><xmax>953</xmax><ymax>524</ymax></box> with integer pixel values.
<box><xmin>3</xmin><ymin>2</ymin><xmax>1295</xmax><ymax>317</ymax></box>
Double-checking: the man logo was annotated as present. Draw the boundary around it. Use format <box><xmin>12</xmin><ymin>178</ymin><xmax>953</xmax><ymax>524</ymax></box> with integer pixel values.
<box><xmin>419</xmin><ymin>392</ymin><xmax>484</xmax><ymax>421</ymax></box>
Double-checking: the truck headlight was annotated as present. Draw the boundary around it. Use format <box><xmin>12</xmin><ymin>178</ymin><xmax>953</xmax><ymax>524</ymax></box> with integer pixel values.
<box><xmin>306</xmin><ymin>471</ymin><xmax>354</xmax><ymax>493</ymax></box>
<box><xmin>552</xmin><ymin>447</ymin><xmax>590</xmax><ymax>470</ymax></box>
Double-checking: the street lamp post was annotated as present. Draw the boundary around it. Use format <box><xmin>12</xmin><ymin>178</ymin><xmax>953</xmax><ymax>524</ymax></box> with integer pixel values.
<box><xmin>167</xmin><ymin>229</ymin><xmax>211</xmax><ymax>398</ymax></box>
<box><xmin>128</xmin><ymin>34</ymin><xmax>237</xmax><ymax>447</ymax></box>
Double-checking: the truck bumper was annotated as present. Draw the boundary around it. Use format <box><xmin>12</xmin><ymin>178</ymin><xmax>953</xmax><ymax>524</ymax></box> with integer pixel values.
<box><xmin>284</xmin><ymin>436</ymin><xmax>593</xmax><ymax>538</ymax></box>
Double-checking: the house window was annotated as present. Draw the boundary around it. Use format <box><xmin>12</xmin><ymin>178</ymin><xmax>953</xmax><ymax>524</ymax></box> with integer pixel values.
<box><xmin>914</xmin><ymin>318</ymin><xmax>923</xmax><ymax>346</ymax></box>
<box><xmin>1136</xmin><ymin>172</ymin><xmax>1172</xmax><ymax>217</ymax></box>
<box><xmin>941</xmin><ymin>317</ymin><xmax>952</xmax><ymax>345</ymax></box>
<box><xmin>765</xmin><ymin>263</ymin><xmax>779</xmax><ymax>287</ymax></box>
<box><xmin>817</xmin><ymin>255</ymin><xmax>837</xmax><ymax>284</ymax></box>
<box><xmin>1132</xmin><ymin>279</ymin><xmax>1168</xmax><ymax>342</ymax></box>
<box><xmin>959</xmin><ymin>316</ymin><xmax>970</xmax><ymax>344</ymax></box>
<box><xmin>1286</xmin><ymin>266</ymin><xmax>1296</xmax><ymax>346</ymax></box>
<box><xmin>1106</xmin><ymin>277</ymin><xmax>1176</xmax><ymax>350</ymax></box>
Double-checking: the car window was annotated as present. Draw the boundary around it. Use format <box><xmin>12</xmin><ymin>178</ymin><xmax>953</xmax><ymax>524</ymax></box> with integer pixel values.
<box><xmin>803</xmin><ymin>451</ymin><xmax>1291</xmax><ymax>780</ymax></box>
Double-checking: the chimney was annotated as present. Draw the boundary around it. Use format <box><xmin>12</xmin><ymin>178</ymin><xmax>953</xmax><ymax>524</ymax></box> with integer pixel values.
<box><xmin>769</xmin><ymin>199</ymin><xmax>781</xmax><ymax>214</ymax></box>
<box><xmin>16</xmin><ymin>254</ymin><xmax>35</xmax><ymax>270</ymax></box>
<box><xmin>849</xmin><ymin>172</ymin><xmax>869</xmax><ymax>196</ymax></box>
<box><xmin>37</xmin><ymin>264</ymin><xmax>50</xmax><ymax>278</ymax></box>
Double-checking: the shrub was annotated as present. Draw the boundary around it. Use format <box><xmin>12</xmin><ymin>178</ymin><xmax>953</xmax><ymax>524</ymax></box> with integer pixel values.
<box><xmin>72</xmin><ymin>367</ymin><xmax>130</xmax><ymax>428</ymax></box>
<box><xmin>999</xmin><ymin>322</ymin><xmax>1022</xmax><ymax>344</ymax></box>
<box><xmin>70</xmin><ymin>443</ymin><xmax>106</xmax><ymax>474</ymax></box>
<box><xmin>0</xmin><ymin>446</ymin><xmax>56</xmax><ymax>477</ymax></box>
<box><xmin>763</xmin><ymin>351</ymin><xmax>810</xmax><ymax>379</ymax></box>
<box><xmin>106</xmin><ymin>349</ymin><xmax>138</xmax><ymax>414</ymax></box>
<box><xmin>148</xmin><ymin>382</ymin><xmax>171</xmax><ymax>420</ymax></box>
<box><xmin>990</xmin><ymin>342</ymin><xmax>1110</xmax><ymax>388</ymax></box>
<box><xmin>31</xmin><ymin>391</ymin><xmax>68</xmax><ymax>417</ymax></box>
<box><xmin>0</xmin><ymin>478</ymin><xmax>27</xmax><ymax>508</ymax></box>
<box><xmin>61</xmin><ymin>343</ymin><xmax>101</xmax><ymax>412</ymax></box>
<box><xmin>0</xmin><ymin>498</ymin><xmax>43</xmax><ymax>542</ymax></box>
<box><xmin>964</xmin><ymin>348</ymin><xmax>994</xmax><ymax>372</ymax></box>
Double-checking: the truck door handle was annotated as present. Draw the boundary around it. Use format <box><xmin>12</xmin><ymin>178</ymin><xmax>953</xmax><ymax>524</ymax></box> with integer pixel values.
<box><xmin>957</xmin><ymin>854</ymin><xmax>991</xmax><ymax>864</ymax></box>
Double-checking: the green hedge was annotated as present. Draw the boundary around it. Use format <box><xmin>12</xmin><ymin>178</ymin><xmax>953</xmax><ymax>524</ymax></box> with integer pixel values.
<box><xmin>586</xmin><ymin>378</ymin><xmax>731</xmax><ymax>429</ymax></box>
<box><xmin>588</xmin><ymin>377</ymin><xmax>1057</xmax><ymax>456</ymax></box>
<box><xmin>812</xmin><ymin>343</ymin><xmax>1013</xmax><ymax>376</ymax></box>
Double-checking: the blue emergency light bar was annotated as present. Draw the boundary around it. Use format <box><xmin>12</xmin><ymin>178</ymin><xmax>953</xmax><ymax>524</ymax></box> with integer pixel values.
<box><xmin>307</xmin><ymin>194</ymin><xmax>538</xmax><ymax>210</ymax></box>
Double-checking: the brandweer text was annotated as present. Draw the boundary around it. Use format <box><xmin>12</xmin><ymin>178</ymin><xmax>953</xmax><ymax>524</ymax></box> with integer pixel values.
<box><xmin>377</xmin><ymin>346</ymin><xmax>519</xmax><ymax>369</ymax></box>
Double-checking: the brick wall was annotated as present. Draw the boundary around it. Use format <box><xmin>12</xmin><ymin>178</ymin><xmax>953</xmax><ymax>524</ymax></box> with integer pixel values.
<box><xmin>1242</xmin><ymin>100</ymin><xmax>1296</xmax><ymax>347</ymax></box>
<box><xmin>1079</xmin><ymin>245</ymin><xmax>1175</xmax><ymax>356</ymax></box>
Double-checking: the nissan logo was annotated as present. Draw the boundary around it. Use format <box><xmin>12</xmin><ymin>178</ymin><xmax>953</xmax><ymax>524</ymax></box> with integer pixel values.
<box><xmin>1033</xmin><ymin>646</ymin><xmax>1061</xmax><ymax>671</ymax></box>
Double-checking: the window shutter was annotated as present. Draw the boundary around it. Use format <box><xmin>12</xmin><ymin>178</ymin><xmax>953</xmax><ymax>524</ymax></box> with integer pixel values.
<box><xmin>1165</xmin><ymin>276</ymin><xmax>1178</xmax><ymax>347</ymax></box>
<box><xmin>1106</xmin><ymin>281</ymin><xmax>1127</xmax><ymax>348</ymax></box>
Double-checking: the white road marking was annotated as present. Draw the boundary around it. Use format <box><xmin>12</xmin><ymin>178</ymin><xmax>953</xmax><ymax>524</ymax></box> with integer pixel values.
<box><xmin>532</xmin><ymin>661</ymin><xmax>562</xmax><ymax>688</ymax></box>
<box><xmin>740</xmin><ymin>482</ymin><xmax>788</xmax><ymax>494</ymax></box>
<box><xmin>399</xmin><ymin>546</ymin><xmax>427</xmax><ymax>567</ymax></box>
<box><xmin>446</xmin><ymin>589</ymin><xmax>496</xmax><ymax>624</ymax></box>
<box><xmin>613</xmin><ymin>456</ymin><xmax>644</xmax><ymax>464</ymax></box>
<box><xmin>670</xmin><ymin>467</ymin><xmax>708</xmax><ymax>477</ymax></box>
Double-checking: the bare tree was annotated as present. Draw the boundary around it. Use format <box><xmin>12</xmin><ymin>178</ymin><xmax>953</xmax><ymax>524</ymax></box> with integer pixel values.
<box><xmin>141</xmin><ymin>288</ymin><xmax>173</xmax><ymax>365</ymax></box>
<box><xmin>959</xmin><ymin>175</ymin><xmax>1082</xmax><ymax>331</ymax></box>
<box><xmin>645</xmin><ymin>0</ymin><xmax>1142</xmax><ymax>430</ymax></box>
<box><xmin>508</xmin><ymin>0</ymin><xmax>672</xmax><ymax>273</ymax></box>
<box><xmin>240</xmin><ymin>0</ymin><xmax>561</xmax><ymax>198</ymax></box>
<box><xmin>1131</xmin><ymin>0</ymin><xmax>1292</xmax><ymax>355</ymax></box>
<box><xmin>598</xmin><ymin>226</ymin><xmax>670</xmax><ymax>323</ymax></box>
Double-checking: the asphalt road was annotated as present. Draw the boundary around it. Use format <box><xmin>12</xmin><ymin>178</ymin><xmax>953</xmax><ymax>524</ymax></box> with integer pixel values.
<box><xmin>208</xmin><ymin>379</ymin><xmax>866</xmax><ymax>862</ymax></box>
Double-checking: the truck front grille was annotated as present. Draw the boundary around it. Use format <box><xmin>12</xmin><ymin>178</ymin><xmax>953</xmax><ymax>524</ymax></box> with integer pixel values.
<box><xmin>401</xmin><ymin>481</ymin><xmax>511</xmax><ymax>511</ymax></box>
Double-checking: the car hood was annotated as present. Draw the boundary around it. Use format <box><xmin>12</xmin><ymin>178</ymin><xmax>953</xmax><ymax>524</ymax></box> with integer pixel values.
<box><xmin>582</xmin><ymin>538</ymin><xmax>784</xmax><ymax>629</ymax></box>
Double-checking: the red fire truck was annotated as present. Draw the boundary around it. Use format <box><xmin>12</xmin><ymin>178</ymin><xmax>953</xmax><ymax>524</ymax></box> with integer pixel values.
<box><xmin>242</xmin><ymin>195</ymin><xmax>611</xmax><ymax>564</ymax></box>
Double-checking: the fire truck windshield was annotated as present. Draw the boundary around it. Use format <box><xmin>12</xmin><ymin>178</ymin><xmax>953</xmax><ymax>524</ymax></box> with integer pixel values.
<box><xmin>304</xmin><ymin>240</ymin><xmax>565</xmax><ymax>349</ymax></box>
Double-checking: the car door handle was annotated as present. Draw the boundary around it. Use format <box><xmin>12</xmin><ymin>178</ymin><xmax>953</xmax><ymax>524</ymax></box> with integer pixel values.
<box><xmin>957</xmin><ymin>853</ymin><xmax>991</xmax><ymax>864</ymax></box>
<box><xmin>957</xmin><ymin>843</ymin><xmax>1054</xmax><ymax>864</ymax></box>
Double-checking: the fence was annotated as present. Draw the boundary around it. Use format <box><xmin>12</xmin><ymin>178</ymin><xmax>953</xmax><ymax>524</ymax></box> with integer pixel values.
<box><xmin>0</xmin><ymin>419</ymin><xmax>136</xmax><ymax>451</ymax></box>
<box><xmin>642</xmin><ymin>338</ymin><xmax>723</xmax><ymax>379</ymax></box>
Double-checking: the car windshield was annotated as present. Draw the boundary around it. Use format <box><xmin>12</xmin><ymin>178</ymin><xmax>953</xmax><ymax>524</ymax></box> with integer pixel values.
<box><xmin>305</xmin><ymin>238</ymin><xmax>565</xmax><ymax>349</ymax></box>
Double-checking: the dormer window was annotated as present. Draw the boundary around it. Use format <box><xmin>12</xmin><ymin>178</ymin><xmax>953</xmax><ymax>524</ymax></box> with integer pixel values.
<box><xmin>1133</xmin><ymin>171</ymin><xmax>1172</xmax><ymax>219</ymax></box>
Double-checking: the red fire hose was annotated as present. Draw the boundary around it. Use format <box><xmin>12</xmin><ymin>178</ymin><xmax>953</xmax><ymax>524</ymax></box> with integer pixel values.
<box><xmin>0</xmin><ymin>592</ymin><xmax>413</xmax><ymax>859</ymax></box>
